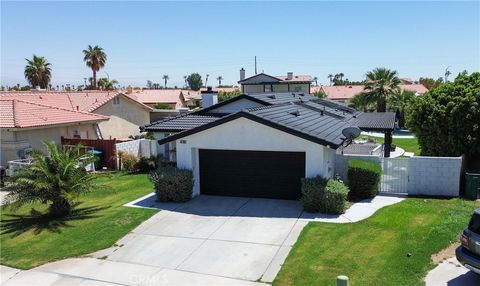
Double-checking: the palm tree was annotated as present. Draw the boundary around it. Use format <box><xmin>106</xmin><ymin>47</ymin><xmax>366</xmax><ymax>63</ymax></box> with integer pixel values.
<box><xmin>205</xmin><ymin>74</ymin><xmax>210</xmax><ymax>87</ymax></box>
<box><xmin>388</xmin><ymin>90</ymin><xmax>415</xmax><ymax>127</ymax></box>
<box><xmin>216</xmin><ymin>76</ymin><xmax>223</xmax><ymax>87</ymax></box>
<box><xmin>327</xmin><ymin>74</ymin><xmax>334</xmax><ymax>86</ymax></box>
<box><xmin>348</xmin><ymin>93</ymin><xmax>375</xmax><ymax>112</ymax></box>
<box><xmin>24</xmin><ymin>55</ymin><xmax>52</xmax><ymax>89</ymax></box>
<box><xmin>3</xmin><ymin>142</ymin><xmax>97</xmax><ymax>217</ymax></box>
<box><xmin>162</xmin><ymin>75</ymin><xmax>169</xmax><ymax>88</ymax></box>
<box><xmin>97</xmin><ymin>78</ymin><xmax>119</xmax><ymax>90</ymax></box>
<box><xmin>183</xmin><ymin>75</ymin><xmax>187</xmax><ymax>88</ymax></box>
<box><xmin>363</xmin><ymin>68</ymin><xmax>401</xmax><ymax>112</ymax></box>
<box><xmin>338</xmin><ymin>73</ymin><xmax>344</xmax><ymax>81</ymax></box>
<box><xmin>82</xmin><ymin>45</ymin><xmax>107</xmax><ymax>89</ymax></box>
<box><xmin>313</xmin><ymin>77</ymin><xmax>318</xmax><ymax>86</ymax></box>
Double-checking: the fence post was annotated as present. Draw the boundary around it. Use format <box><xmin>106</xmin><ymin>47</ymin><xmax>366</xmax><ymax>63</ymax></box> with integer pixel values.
<box><xmin>337</xmin><ymin>275</ymin><xmax>349</xmax><ymax>286</ymax></box>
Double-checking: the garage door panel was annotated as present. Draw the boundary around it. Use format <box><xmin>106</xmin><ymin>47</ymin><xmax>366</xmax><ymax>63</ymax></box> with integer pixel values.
<box><xmin>199</xmin><ymin>149</ymin><xmax>305</xmax><ymax>200</ymax></box>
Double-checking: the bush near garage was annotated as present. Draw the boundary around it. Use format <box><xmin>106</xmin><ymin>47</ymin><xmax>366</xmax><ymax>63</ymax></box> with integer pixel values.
<box><xmin>301</xmin><ymin>177</ymin><xmax>349</xmax><ymax>214</ymax></box>
<box><xmin>121</xmin><ymin>153</ymin><xmax>139</xmax><ymax>172</ymax></box>
<box><xmin>149</xmin><ymin>165</ymin><xmax>194</xmax><ymax>202</ymax></box>
<box><xmin>347</xmin><ymin>159</ymin><xmax>381</xmax><ymax>199</ymax></box>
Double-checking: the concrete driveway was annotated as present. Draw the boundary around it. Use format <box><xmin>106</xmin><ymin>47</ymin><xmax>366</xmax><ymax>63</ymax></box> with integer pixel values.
<box><xmin>425</xmin><ymin>257</ymin><xmax>480</xmax><ymax>286</ymax></box>
<box><xmin>1</xmin><ymin>194</ymin><xmax>404</xmax><ymax>285</ymax></box>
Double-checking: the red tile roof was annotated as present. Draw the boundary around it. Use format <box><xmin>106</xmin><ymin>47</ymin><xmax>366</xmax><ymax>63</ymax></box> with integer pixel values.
<box><xmin>127</xmin><ymin>89</ymin><xmax>186</xmax><ymax>104</ymax></box>
<box><xmin>0</xmin><ymin>91</ymin><xmax>152</xmax><ymax>112</ymax></box>
<box><xmin>0</xmin><ymin>99</ymin><xmax>108</xmax><ymax>128</ymax></box>
<box><xmin>320</xmin><ymin>84</ymin><xmax>429</xmax><ymax>100</ymax></box>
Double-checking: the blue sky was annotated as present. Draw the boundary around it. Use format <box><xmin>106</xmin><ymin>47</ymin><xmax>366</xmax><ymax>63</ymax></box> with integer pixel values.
<box><xmin>1</xmin><ymin>1</ymin><xmax>479</xmax><ymax>88</ymax></box>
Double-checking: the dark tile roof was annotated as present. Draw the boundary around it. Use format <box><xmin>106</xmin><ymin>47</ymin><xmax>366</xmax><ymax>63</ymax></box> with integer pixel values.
<box><xmin>142</xmin><ymin>114</ymin><xmax>219</xmax><ymax>132</ymax></box>
<box><xmin>145</xmin><ymin>92</ymin><xmax>395</xmax><ymax>148</ymax></box>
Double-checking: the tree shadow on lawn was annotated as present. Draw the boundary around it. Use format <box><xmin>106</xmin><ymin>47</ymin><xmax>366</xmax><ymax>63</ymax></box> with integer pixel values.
<box><xmin>1</xmin><ymin>204</ymin><xmax>107</xmax><ymax>237</ymax></box>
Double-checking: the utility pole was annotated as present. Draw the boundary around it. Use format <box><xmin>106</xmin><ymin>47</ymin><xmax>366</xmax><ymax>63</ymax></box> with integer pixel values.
<box><xmin>255</xmin><ymin>56</ymin><xmax>257</xmax><ymax>75</ymax></box>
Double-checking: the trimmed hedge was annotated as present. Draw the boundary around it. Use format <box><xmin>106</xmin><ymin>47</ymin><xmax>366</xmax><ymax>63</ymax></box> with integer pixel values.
<box><xmin>347</xmin><ymin>159</ymin><xmax>381</xmax><ymax>199</ymax></box>
<box><xmin>149</xmin><ymin>165</ymin><xmax>194</xmax><ymax>202</ymax></box>
<box><xmin>301</xmin><ymin>177</ymin><xmax>349</xmax><ymax>214</ymax></box>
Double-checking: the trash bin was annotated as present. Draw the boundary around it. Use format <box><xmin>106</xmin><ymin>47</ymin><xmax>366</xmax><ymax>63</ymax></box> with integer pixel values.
<box><xmin>465</xmin><ymin>171</ymin><xmax>480</xmax><ymax>199</ymax></box>
<box><xmin>90</xmin><ymin>149</ymin><xmax>103</xmax><ymax>170</ymax></box>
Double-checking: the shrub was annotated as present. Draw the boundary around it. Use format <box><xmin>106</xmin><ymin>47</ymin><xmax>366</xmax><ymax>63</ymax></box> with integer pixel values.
<box><xmin>301</xmin><ymin>177</ymin><xmax>349</xmax><ymax>214</ymax></box>
<box><xmin>121</xmin><ymin>153</ymin><xmax>139</xmax><ymax>172</ymax></box>
<box><xmin>347</xmin><ymin>159</ymin><xmax>381</xmax><ymax>199</ymax></box>
<box><xmin>137</xmin><ymin>156</ymin><xmax>158</xmax><ymax>172</ymax></box>
<box><xmin>149</xmin><ymin>165</ymin><xmax>193</xmax><ymax>202</ymax></box>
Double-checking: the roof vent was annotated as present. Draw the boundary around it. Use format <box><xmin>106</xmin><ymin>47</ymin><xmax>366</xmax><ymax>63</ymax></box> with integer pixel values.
<box><xmin>299</xmin><ymin>93</ymin><xmax>305</xmax><ymax>96</ymax></box>
<box><xmin>290</xmin><ymin>109</ymin><xmax>301</xmax><ymax>117</ymax></box>
<box><xmin>268</xmin><ymin>94</ymin><xmax>276</xmax><ymax>99</ymax></box>
<box><xmin>291</xmin><ymin>92</ymin><xmax>296</xmax><ymax>97</ymax></box>
<box><xmin>320</xmin><ymin>110</ymin><xmax>324</xmax><ymax>116</ymax></box>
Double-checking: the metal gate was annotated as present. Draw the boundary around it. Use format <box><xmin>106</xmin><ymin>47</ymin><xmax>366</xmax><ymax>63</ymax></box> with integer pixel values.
<box><xmin>379</xmin><ymin>157</ymin><xmax>409</xmax><ymax>193</ymax></box>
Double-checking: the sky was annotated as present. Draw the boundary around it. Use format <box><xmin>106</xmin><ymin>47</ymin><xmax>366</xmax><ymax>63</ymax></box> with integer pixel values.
<box><xmin>1</xmin><ymin>1</ymin><xmax>479</xmax><ymax>88</ymax></box>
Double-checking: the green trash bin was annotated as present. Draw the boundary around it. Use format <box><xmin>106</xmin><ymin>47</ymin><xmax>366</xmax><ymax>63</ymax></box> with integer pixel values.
<box><xmin>465</xmin><ymin>171</ymin><xmax>480</xmax><ymax>199</ymax></box>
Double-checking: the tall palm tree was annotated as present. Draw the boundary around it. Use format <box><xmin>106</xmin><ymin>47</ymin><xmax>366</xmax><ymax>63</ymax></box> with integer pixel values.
<box><xmin>3</xmin><ymin>142</ymin><xmax>97</xmax><ymax>217</ymax></box>
<box><xmin>348</xmin><ymin>93</ymin><xmax>375</xmax><ymax>112</ymax></box>
<box><xmin>183</xmin><ymin>75</ymin><xmax>187</xmax><ymax>88</ymax></box>
<box><xmin>338</xmin><ymin>73</ymin><xmax>344</xmax><ymax>81</ymax></box>
<box><xmin>205</xmin><ymin>74</ymin><xmax>210</xmax><ymax>87</ymax></box>
<box><xmin>363</xmin><ymin>68</ymin><xmax>401</xmax><ymax>112</ymax></box>
<box><xmin>216</xmin><ymin>76</ymin><xmax>223</xmax><ymax>86</ymax></box>
<box><xmin>327</xmin><ymin>74</ymin><xmax>334</xmax><ymax>86</ymax></box>
<box><xmin>162</xmin><ymin>75</ymin><xmax>169</xmax><ymax>88</ymax></box>
<box><xmin>24</xmin><ymin>55</ymin><xmax>52</xmax><ymax>89</ymax></box>
<box><xmin>82</xmin><ymin>45</ymin><xmax>107</xmax><ymax>89</ymax></box>
<box><xmin>313</xmin><ymin>76</ymin><xmax>318</xmax><ymax>86</ymax></box>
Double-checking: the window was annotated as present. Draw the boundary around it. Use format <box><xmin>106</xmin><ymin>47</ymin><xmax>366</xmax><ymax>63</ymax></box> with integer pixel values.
<box><xmin>468</xmin><ymin>213</ymin><xmax>480</xmax><ymax>234</ymax></box>
<box><xmin>113</xmin><ymin>96</ymin><xmax>120</xmax><ymax>104</ymax></box>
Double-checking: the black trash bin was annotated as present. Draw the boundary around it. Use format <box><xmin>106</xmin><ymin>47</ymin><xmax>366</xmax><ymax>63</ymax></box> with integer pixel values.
<box><xmin>465</xmin><ymin>170</ymin><xmax>480</xmax><ymax>200</ymax></box>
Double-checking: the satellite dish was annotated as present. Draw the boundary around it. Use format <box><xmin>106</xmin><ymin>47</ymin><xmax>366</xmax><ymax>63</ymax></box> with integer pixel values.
<box><xmin>342</xmin><ymin>126</ymin><xmax>361</xmax><ymax>140</ymax></box>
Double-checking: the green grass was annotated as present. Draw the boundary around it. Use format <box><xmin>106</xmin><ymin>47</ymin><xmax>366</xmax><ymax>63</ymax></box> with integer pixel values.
<box><xmin>365</xmin><ymin>136</ymin><xmax>421</xmax><ymax>155</ymax></box>
<box><xmin>0</xmin><ymin>173</ymin><xmax>158</xmax><ymax>269</ymax></box>
<box><xmin>274</xmin><ymin>198</ymin><xmax>480</xmax><ymax>286</ymax></box>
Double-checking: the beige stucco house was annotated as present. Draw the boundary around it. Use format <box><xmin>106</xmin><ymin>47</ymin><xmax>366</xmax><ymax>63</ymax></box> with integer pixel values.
<box><xmin>0</xmin><ymin>99</ymin><xmax>108</xmax><ymax>166</ymax></box>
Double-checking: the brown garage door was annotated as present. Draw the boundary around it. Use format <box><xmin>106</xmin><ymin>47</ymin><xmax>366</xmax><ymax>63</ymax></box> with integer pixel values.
<box><xmin>199</xmin><ymin>149</ymin><xmax>306</xmax><ymax>200</ymax></box>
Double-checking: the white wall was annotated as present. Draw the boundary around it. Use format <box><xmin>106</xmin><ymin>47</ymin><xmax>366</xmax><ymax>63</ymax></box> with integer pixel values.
<box><xmin>208</xmin><ymin>98</ymin><xmax>264</xmax><ymax>114</ymax></box>
<box><xmin>175</xmin><ymin>117</ymin><xmax>333</xmax><ymax>196</ymax></box>
<box><xmin>115</xmin><ymin>139</ymin><xmax>157</xmax><ymax>158</ymax></box>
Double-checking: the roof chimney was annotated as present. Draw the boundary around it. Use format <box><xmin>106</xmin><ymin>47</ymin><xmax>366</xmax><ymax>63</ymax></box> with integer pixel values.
<box><xmin>240</xmin><ymin>68</ymin><xmax>246</xmax><ymax>81</ymax></box>
<box><xmin>201</xmin><ymin>87</ymin><xmax>218</xmax><ymax>108</ymax></box>
<box><xmin>287</xmin><ymin>72</ymin><xmax>293</xmax><ymax>80</ymax></box>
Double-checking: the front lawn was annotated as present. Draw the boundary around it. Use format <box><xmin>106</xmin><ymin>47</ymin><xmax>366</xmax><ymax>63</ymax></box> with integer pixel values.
<box><xmin>365</xmin><ymin>136</ymin><xmax>421</xmax><ymax>155</ymax></box>
<box><xmin>274</xmin><ymin>198</ymin><xmax>480</xmax><ymax>286</ymax></box>
<box><xmin>0</xmin><ymin>173</ymin><xmax>158</xmax><ymax>269</ymax></box>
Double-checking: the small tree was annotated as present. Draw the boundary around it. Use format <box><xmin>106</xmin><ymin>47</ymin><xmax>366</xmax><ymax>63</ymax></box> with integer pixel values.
<box><xmin>187</xmin><ymin>73</ymin><xmax>203</xmax><ymax>91</ymax></box>
<box><xmin>388</xmin><ymin>90</ymin><xmax>415</xmax><ymax>127</ymax></box>
<box><xmin>407</xmin><ymin>72</ymin><xmax>480</xmax><ymax>158</ymax></box>
<box><xmin>3</xmin><ymin>142</ymin><xmax>97</xmax><ymax>217</ymax></box>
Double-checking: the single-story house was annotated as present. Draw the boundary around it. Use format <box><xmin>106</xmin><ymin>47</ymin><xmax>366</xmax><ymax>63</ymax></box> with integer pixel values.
<box><xmin>142</xmin><ymin>91</ymin><xmax>395</xmax><ymax>200</ymax></box>
<box><xmin>0</xmin><ymin>91</ymin><xmax>153</xmax><ymax>140</ymax></box>
<box><xmin>238</xmin><ymin>69</ymin><xmax>313</xmax><ymax>94</ymax></box>
<box><xmin>319</xmin><ymin>83</ymin><xmax>429</xmax><ymax>103</ymax></box>
<box><xmin>126</xmin><ymin>88</ymin><xmax>201</xmax><ymax>109</ymax></box>
<box><xmin>0</xmin><ymin>98</ymin><xmax>108</xmax><ymax>166</ymax></box>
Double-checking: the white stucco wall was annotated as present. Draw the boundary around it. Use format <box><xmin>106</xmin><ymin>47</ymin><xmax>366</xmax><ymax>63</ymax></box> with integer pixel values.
<box><xmin>175</xmin><ymin>117</ymin><xmax>335</xmax><ymax>196</ymax></box>
<box><xmin>94</xmin><ymin>95</ymin><xmax>151</xmax><ymax>139</ymax></box>
<box><xmin>1</xmin><ymin>123</ymin><xmax>97</xmax><ymax>165</ymax></box>
<box><xmin>208</xmin><ymin>98</ymin><xmax>264</xmax><ymax>114</ymax></box>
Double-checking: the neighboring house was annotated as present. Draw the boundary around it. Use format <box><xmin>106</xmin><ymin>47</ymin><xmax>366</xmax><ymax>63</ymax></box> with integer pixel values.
<box><xmin>127</xmin><ymin>88</ymin><xmax>201</xmax><ymax>109</ymax></box>
<box><xmin>238</xmin><ymin>69</ymin><xmax>312</xmax><ymax>94</ymax></box>
<box><xmin>0</xmin><ymin>98</ymin><xmax>108</xmax><ymax>166</ymax></box>
<box><xmin>0</xmin><ymin>91</ymin><xmax>152</xmax><ymax>140</ymax></box>
<box><xmin>320</xmin><ymin>83</ymin><xmax>429</xmax><ymax>103</ymax></box>
<box><xmin>142</xmin><ymin>92</ymin><xmax>394</xmax><ymax>200</ymax></box>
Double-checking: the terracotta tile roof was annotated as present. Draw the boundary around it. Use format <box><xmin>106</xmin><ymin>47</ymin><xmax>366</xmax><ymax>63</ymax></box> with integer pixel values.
<box><xmin>127</xmin><ymin>89</ymin><xmax>187</xmax><ymax>104</ymax></box>
<box><xmin>0</xmin><ymin>99</ymin><xmax>108</xmax><ymax>128</ymax></box>
<box><xmin>399</xmin><ymin>84</ymin><xmax>428</xmax><ymax>95</ymax></box>
<box><xmin>321</xmin><ymin>84</ymin><xmax>429</xmax><ymax>100</ymax></box>
<box><xmin>321</xmin><ymin>85</ymin><xmax>366</xmax><ymax>100</ymax></box>
<box><xmin>0</xmin><ymin>91</ymin><xmax>152</xmax><ymax>112</ymax></box>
